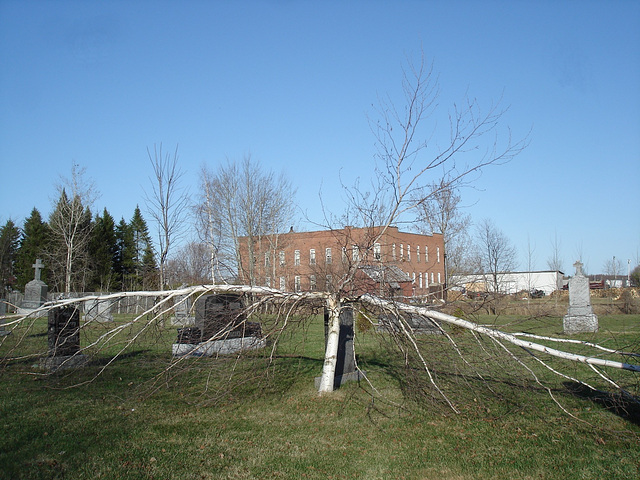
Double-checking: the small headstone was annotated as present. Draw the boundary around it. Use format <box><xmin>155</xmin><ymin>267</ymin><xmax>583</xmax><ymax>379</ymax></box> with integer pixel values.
<box><xmin>0</xmin><ymin>299</ymin><xmax>10</xmax><ymax>336</ymax></box>
<box><xmin>563</xmin><ymin>261</ymin><xmax>598</xmax><ymax>334</ymax></box>
<box><xmin>172</xmin><ymin>293</ymin><xmax>264</xmax><ymax>357</ymax></box>
<box><xmin>40</xmin><ymin>306</ymin><xmax>87</xmax><ymax>370</ymax></box>
<box><xmin>315</xmin><ymin>304</ymin><xmax>364</xmax><ymax>390</ymax></box>
<box><xmin>84</xmin><ymin>298</ymin><xmax>113</xmax><ymax>322</ymax></box>
<box><xmin>18</xmin><ymin>259</ymin><xmax>48</xmax><ymax>317</ymax></box>
<box><xmin>170</xmin><ymin>294</ymin><xmax>195</xmax><ymax>326</ymax></box>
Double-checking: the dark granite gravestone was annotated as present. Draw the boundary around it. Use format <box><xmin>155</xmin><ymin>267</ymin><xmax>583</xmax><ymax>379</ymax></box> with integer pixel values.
<box><xmin>315</xmin><ymin>304</ymin><xmax>364</xmax><ymax>390</ymax></box>
<box><xmin>173</xmin><ymin>293</ymin><xmax>264</xmax><ymax>356</ymax></box>
<box><xmin>48</xmin><ymin>306</ymin><xmax>81</xmax><ymax>356</ymax></box>
<box><xmin>18</xmin><ymin>259</ymin><xmax>48</xmax><ymax>316</ymax></box>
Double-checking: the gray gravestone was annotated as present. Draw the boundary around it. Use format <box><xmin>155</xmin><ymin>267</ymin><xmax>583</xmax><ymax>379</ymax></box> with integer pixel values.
<box><xmin>314</xmin><ymin>304</ymin><xmax>364</xmax><ymax>390</ymax></box>
<box><xmin>84</xmin><ymin>298</ymin><xmax>113</xmax><ymax>322</ymax></box>
<box><xmin>563</xmin><ymin>261</ymin><xmax>598</xmax><ymax>334</ymax></box>
<box><xmin>0</xmin><ymin>299</ymin><xmax>9</xmax><ymax>336</ymax></box>
<box><xmin>18</xmin><ymin>259</ymin><xmax>48</xmax><ymax>317</ymax></box>
<box><xmin>172</xmin><ymin>294</ymin><xmax>264</xmax><ymax>356</ymax></box>
<box><xmin>170</xmin><ymin>294</ymin><xmax>195</xmax><ymax>326</ymax></box>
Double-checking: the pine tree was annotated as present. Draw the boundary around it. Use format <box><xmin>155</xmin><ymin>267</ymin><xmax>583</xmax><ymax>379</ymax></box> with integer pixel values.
<box><xmin>114</xmin><ymin>218</ymin><xmax>135</xmax><ymax>291</ymax></box>
<box><xmin>130</xmin><ymin>206</ymin><xmax>157</xmax><ymax>290</ymax></box>
<box><xmin>0</xmin><ymin>219</ymin><xmax>21</xmax><ymax>296</ymax></box>
<box><xmin>88</xmin><ymin>208</ymin><xmax>117</xmax><ymax>291</ymax></box>
<box><xmin>15</xmin><ymin>208</ymin><xmax>51</xmax><ymax>290</ymax></box>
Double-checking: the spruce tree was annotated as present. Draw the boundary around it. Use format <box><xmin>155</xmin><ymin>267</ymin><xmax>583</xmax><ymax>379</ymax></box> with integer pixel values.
<box><xmin>0</xmin><ymin>219</ymin><xmax>21</xmax><ymax>296</ymax></box>
<box><xmin>88</xmin><ymin>208</ymin><xmax>117</xmax><ymax>291</ymax></box>
<box><xmin>115</xmin><ymin>218</ymin><xmax>135</xmax><ymax>291</ymax></box>
<box><xmin>130</xmin><ymin>206</ymin><xmax>157</xmax><ymax>290</ymax></box>
<box><xmin>15</xmin><ymin>208</ymin><xmax>51</xmax><ymax>290</ymax></box>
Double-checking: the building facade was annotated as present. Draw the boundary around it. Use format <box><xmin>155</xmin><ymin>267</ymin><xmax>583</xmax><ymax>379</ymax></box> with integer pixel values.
<box><xmin>238</xmin><ymin>226</ymin><xmax>445</xmax><ymax>299</ymax></box>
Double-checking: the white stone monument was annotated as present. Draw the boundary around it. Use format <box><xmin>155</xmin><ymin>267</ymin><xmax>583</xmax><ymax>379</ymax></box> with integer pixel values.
<box><xmin>18</xmin><ymin>259</ymin><xmax>48</xmax><ymax>317</ymax></box>
<box><xmin>563</xmin><ymin>261</ymin><xmax>598</xmax><ymax>334</ymax></box>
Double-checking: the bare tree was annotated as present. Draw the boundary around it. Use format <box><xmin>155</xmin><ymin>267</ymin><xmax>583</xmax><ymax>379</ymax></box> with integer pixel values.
<box><xmin>48</xmin><ymin>164</ymin><xmax>98</xmax><ymax>293</ymax></box>
<box><xmin>166</xmin><ymin>241</ymin><xmax>211</xmax><ymax>286</ymax></box>
<box><xmin>195</xmin><ymin>155</ymin><xmax>296</xmax><ymax>286</ymax></box>
<box><xmin>475</xmin><ymin>218</ymin><xmax>518</xmax><ymax>294</ymax></box>
<box><xmin>603</xmin><ymin>256</ymin><xmax>624</xmax><ymax>286</ymax></box>
<box><xmin>413</xmin><ymin>177</ymin><xmax>473</xmax><ymax>288</ymax></box>
<box><xmin>145</xmin><ymin>144</ymin><xmax>190</xmax><ymax>290</ymax></box>
<box><xmin>546</xmin><ymin>230</ymin><xmax>564</xmax><ymax>272</ymax></box>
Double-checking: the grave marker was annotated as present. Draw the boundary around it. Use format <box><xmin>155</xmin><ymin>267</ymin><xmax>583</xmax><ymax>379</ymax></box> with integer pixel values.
<box><xmin>563</xmin><ymin>261</ymin><xmax>598</xmax><ymax>334</ymax></box>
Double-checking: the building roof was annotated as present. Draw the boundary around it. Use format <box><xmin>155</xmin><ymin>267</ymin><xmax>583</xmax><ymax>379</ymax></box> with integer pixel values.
<box><xmin>359</xmin><ymin>265</ymin><xmax>411</xmax><ymax>289</ymax></box>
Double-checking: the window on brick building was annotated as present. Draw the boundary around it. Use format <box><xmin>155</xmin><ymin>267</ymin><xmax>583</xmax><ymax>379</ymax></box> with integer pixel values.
<box><xmin>325</xmin><ymin>247</ymin><xmax>332</xmax><ymax>264</ymax></box>
<box><xmin>412</xmin><ymin>272</ymin><xmax>416</xmax><ymax>283</ymax></box>
<box><xmin>352</xmin><ymin>244</ymin><xmax>360</xmax><ymax>262</ymax></box>
<box><xmin>294</xmin><ymin>275</ymin><xmax>301</xmax><ymax>292</ymax></box>
<box><xmin>419</xmin><ymin>272</ymin><xmax>423</xmax><ymax>288</ymax></box>
<box><xmin>425</xmin><ymin>246</ymin><xmax>429</xmax><ymax>262</ymax></box>
<box><xmin>342</xmin><ymin>247</ymin><xmax>347</xmax><ymax>263</ymax></box>
<box><xmin>309</xmin><ymin>249</ymin><xmax>316</xmax><ymax>265</ymax></box>
<box><xmin>294</xmin><ymin>250</ymin><xmax>300</xmax><ymax>266</ymax></box>
<box><xmin>309</xmin><ymin>275</ymin><xmax>316</xmax><ymax>291</ymax></box>
<box><xmin>392</xmin><ymin>243</ymin><xmax>396</xmax><ymax>260</ymax></box>
<box><xmin>408</xmin><ymin>244</ymin><xmax>411</xmax><ymax>261</ymax></box>
<box><xmin>437</xmin><ymin>272</ymin><xmax>441</xmax><ymax>283</ymax></box>
<box><xmin>417</xmin><ymin>245</ymin><xmax>420</xmax><ymax>263</ymax></box>
<box><xmin>279</xmin><ymin>251</ymin><xmax>285</xmax><ymax>266</ymax></box>
<box><xmin>279</xmin><ymin>276</ymin><xmax>285</xmax><ymax>290</ymax></box>
<box><xmin>265</xmin><ymin>252</ymin><xmax>270</xmax><ymax>267</ymax></box>
<box><xmin>374</xmin><ymin>243</ymin><xmax>381</xmax><ymax>260</ymax></box>
<box><xmin>431</xmin><ymin>272</ymin><xmax>434</xmax><ymax>283</ymax></box>
<box><xmin>437</xmin><ymin>246</ymin><xmax>440</xmax><ymax>263</ymax></box>
<box><xmin>325</xmin><ymin>274</ymin><xmax>332</xmax><ymax>290</ymax></box>
<box><xmin>265</xmin><ymin>276</ymin><xmax>271</xmax><ymax>288</ymax></box>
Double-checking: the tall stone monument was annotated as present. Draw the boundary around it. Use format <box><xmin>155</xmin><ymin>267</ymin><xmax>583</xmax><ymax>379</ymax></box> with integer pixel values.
<box><xmin>563</xmin><ymin>261</ymin><xmax>598</xmax><ymax>334</ymax></box>
<box><xmin>18</xmin><ymin>259</ymin><xmax>48</xmax><ymax>317</ymax></box>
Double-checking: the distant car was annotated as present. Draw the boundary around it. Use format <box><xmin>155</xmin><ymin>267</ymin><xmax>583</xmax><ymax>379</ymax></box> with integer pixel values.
<box><xmin>530</xmin><ymin>289</ymin><xmax>545</xmax><ymax>298</ymax></box>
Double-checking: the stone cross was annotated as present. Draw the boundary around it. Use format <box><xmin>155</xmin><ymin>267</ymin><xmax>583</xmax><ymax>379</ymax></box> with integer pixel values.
<box><xmin>573</xmin><ymin>260</ymin><xmax>584</xmax><ymax>277</ymax></box>
<box><xmin>32</xmin><ymin>259</ymin><xmax>44</xmax><ymax>281</ymax></box>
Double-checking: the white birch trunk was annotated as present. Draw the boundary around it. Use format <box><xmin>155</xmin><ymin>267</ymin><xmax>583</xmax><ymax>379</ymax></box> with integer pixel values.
<box><xmin>318</xmin><ymin>294</ymin><xmax>341</xmax><ymax>394</ymax></box>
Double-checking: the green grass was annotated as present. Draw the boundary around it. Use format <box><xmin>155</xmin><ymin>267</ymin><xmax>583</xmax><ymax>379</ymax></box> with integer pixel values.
<box><xmin>1</xmin><ymin>311</ymin><xmax>639</xmax><ymax>479</ymax></box>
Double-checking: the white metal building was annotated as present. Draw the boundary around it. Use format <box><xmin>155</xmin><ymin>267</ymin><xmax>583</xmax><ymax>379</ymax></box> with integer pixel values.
<box><xmin>450</xmin><ymin>271</ymin><xmax>564</xmax><ymax>295</ymax></box>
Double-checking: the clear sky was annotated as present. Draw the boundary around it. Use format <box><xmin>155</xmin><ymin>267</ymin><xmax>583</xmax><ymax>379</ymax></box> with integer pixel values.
<box><xmin>1</xmin><ymin>0</ymin><xmax>639</xmax><ymax>276</ymax></box>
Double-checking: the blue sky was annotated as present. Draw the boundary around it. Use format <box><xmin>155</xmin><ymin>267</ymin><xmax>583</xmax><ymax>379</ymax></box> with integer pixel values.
<box><xmin>1</xmin><ymin>0</ymin><xmax>639</xmax><ymax>276</ymax></box>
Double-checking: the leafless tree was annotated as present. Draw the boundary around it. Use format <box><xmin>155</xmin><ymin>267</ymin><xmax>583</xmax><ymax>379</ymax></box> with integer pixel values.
<box><xmin>166</xmin><ymin>241</ymin><xmax>211</xmax><ymax>286</ymax></box>
<box><xmin>546</xmin><ymin>231</ymin><xmax>564</xmax><ymax>273</ymax></box>
<box><xmin>145</xmin><ymin>144</ymin><xmax>190</xmax><ymax>290</ymax></box>
<box><xmin>195</xmin><ymin>155</ymin><xmax>296</xmax><ymax>286</ymax></box>
<box><xmin>475</xmin><ymin>218</ymin><xmax>518</xmax><ymax>294</ymax></box>
<box><xmin>48</xmin><ymin>163</ymin><xmax>98</xmax><ymax>293</ymax></box>
<box><xmin>603</xmin><ymin>256</ymin><xmax>624</xmax><ymax>285</ymax></box>
<box><xmin>413</xmin><ymin>178</ymin><xmax>473</xmax><ymax>288</ymax></box>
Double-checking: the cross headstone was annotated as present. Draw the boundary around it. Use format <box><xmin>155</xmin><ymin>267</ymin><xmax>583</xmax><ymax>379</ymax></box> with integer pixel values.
<box><xmin>563</xmin><ymin>260</ymin><xmax>598</xmax><ymax>334</ymax></box>
<box><xmin>32</xmin><ymin>259</ymin><xmax>44</xmax><ymax>281</ymax></box>
<box><xmin>18</xmin><ymin>258</ymin><xmax>48</xmax><ymax>316</ymax></box>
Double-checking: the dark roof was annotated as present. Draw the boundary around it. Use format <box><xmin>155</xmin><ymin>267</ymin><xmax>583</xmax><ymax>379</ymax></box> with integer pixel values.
<box><xmin>359</xmin><ymin>265</ymin><xmax>411</xmax><ymax>289</ymax></box>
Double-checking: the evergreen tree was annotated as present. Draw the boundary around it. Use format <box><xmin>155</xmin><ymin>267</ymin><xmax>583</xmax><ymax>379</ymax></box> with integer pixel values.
<box><xmin>130</xmin><ymin>206</ymin><xmax>157</xmax><ymax>290</ymax></box>
<box><xmin>15</xmin><ymin>208</ymin><xmax>51</xmax><ymax>290</ymax></box>
<box><xmin>88</xmin><ymin>208</ymin><xmax>117</xmax><ymax>291</ymax></box>
<box><xmin>0</xmin><ymin>219</ymin><xmax>21</xmax><ymax>296</ymax></box>
<box><xmin>114</xmin><ymin>218</ymin><xmax>135</xmax><ymax>291</ymax></box>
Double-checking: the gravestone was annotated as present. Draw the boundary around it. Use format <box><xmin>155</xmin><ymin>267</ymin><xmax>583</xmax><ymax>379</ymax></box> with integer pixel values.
<box><xmin>378</xmin><ymin>314</ymin><xmax>441</xmax><ymax>335</ymax></box>
<box><xmin>170</xmin><ymin>294</ymin><xmax>195</xmax><ymax>326</ymax></box>
<box><xmin>84</xmin><ymin>297</ymin><xmax>113</xmax><ymax>322</ymax></box>
<box><xmin>314</xmin><ymin>304</ymin><xmax>364</xmax><ymax>390</ymax></box>
<box><xmin>40</xmin><ymin>306</ymin><xmax>87</xmax><ymax>370</ymax></box>
<box><xmin>172</xmin><ymin>293</ymin><xmax>264</xmax><ymax>356</ymax></box>
<box><xmin>0</xmin><ymin>299</ymin><xmax>9</xmax><ymax>336</ymax></box>
<box><xmin>18</xmin><ymin>259</ymin><xmax>48</xmax><ymax>317</ymax></box>
<box><xmin>563</xmin><ymin>261</ymin><xmax>598</xmax><ymax>334</ymax></box>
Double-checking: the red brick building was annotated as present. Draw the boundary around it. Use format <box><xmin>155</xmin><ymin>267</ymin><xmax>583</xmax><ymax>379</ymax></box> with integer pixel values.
<box><xmin>238</xmin><ymin>226</ymin><xmax>445</xmax><ymax>299</ymax></box>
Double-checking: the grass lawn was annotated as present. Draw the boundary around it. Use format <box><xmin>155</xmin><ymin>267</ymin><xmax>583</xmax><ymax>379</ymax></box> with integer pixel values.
<box><xmin>1</xmin><ymin>310</ymin><xmax>639</xmax><ymax>479</ymax></box>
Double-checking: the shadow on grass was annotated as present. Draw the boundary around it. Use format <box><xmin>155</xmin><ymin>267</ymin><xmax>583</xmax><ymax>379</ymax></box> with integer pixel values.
<box><xmin>563</xmin><ymin>381</ymin><xmax>640</xmax><ymax>427</ymax></box>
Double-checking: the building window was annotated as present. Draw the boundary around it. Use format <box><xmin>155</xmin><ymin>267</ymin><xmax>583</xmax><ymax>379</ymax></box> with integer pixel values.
<box><xmin>279</xmin><ymin>276</ymin><xmax>286</xmax><ymax>290</ymax></box>
<box><xmin>400</xmin><ymin>244</ymin><xmax>404</xmax><ymax>260</ymax></box>
<box><xmin>279</xmin><ymin>251</ymin><xmax>285</xmax><ymax>266</ymax></box>
<box><xmin>374</xmin><ymin>243</ymin><xmax>381</xmax><ymax>260</ymax></box>
<box><xmin>294</xmin><ymin>249</ymin><xmax>300</xmax><ymax>266</ymax></box>
<box><xmin>425</xmin><ymin>271</ymin><xmax>429</xmax><ymax>287</ymax></box>
<box><xmin>412</xmin><ymin>272</ymin><xmax>416</xmax><ymax>284</ymax></box>
<box><xmin>310</xmin><ymin>249</ymin><xmax>316</xmax><ymax>265</ymax></box>
<box><xmin>352</xmin><ymin>244</ymin><xmax>360</xmax><ymax>262</ymax></box>
<box><xmin>309</xmin><ymin>275</ymin><xmax>316</xmax><ymax>291</ymax></box>
<box><xmin>265</xmin><ymin>276</ymin><xmax>271</xmax><ymax>288</ymax></box>
<box><xmin>431</xmin><ymin>272</ymin><xmax>434</xmax><ymax>284</ymax></box>
<box><xmin>325</xmin><ymin>275</ymin><xmax>332</xmax><ymax>290</ymax></box>
<box><xmin>294</xmin><ymin>276</ymin><xmax>301</xmax><ymax>292</ymax></box>
<box><xmin>425</xmin><ymin>246</ymin><xmax>428</xmax><ymax>262</ymax></box>
<box><xmin>392</xmin><ymin>243</ymin><xmax>396</xmax><ymax>260</ymax></box>
<box><xmin>419</xmin><ymin>272</ymin><xmax>423</xmax><ymax>288</ymax></box>
<box><xmin>342</xmin><ymin>247</ymin><xmax>348</xmax><ymax>263</ymax></box>
<box><xmin>437</xmin><ymin>246</ymin><xmax>440</xmax><ymax>263</ymax></box>
<box><xmin>265</xmin><ymin>252</ymin><xmax>270</xmax><ymax>267</ymax></box>
<box><xmin>437</xmin><ymin>272</ymin><xmax>441</xmax><ymax>283</ymax></box>
<box><xmin>417</xmin><ymin>245</ymin><xmax>420</xmax><ymax>263</ymax></box>
<box><xmin>408</xmin><ymin>244</ymin><xmax>411</xmax><ymax>261</ymax></box>
<box><xmin>325</xmin><ymin>247</ymin><xmax>332</xmax><ymax>264</ymax></box>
